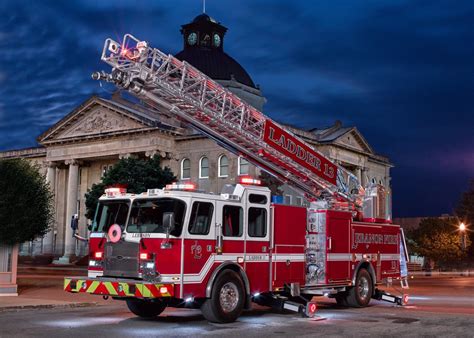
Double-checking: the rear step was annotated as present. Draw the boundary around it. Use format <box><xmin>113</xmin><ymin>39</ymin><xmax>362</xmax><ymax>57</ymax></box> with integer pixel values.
<box><xmin>252</xmin><ymin>294</ymin><xmax>318</xmax><ymax>318</ymax></box>
<box><xmin>374</xmin><ymin>288</ymin><xmax>409</xmax><ymax>306</ymax></box>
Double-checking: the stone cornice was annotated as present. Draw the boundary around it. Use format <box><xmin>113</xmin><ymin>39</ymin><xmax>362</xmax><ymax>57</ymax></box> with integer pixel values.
<box><xmin>0</xmin><ymin>147</ymin><xmax>46</xmax><ymax>159</ymax></box>
<box><xmin>40</xmin><ymin>126</ymin><xmax>176</xmax><ymax>146</ymax></box>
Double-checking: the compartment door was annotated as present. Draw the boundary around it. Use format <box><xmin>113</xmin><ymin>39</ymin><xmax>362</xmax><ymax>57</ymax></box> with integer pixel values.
<box><xmin>326</xmin><ymin>213</ymin><xmax>351</xmax><ymax>283</ymax></box>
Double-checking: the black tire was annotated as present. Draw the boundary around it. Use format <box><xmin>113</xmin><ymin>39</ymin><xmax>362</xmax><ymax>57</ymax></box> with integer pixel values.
<box><xmin>201</xmin><ymin>269</ymin><xmax>245</xmax><ymax>323</ymax></box>
<box><xmin>126</xmin><ymin>299</ymin><xmax>167</xmax><ymax>318</ymax></box>
<box><xmin>335</xmin><ymin>293</ymin><xmax>348</xmax><ymax>307</ymax></box>
<box><xmin>345</xmin><ymin>268</ymin><xmax>373</xmax><ymax>307</ymax></box>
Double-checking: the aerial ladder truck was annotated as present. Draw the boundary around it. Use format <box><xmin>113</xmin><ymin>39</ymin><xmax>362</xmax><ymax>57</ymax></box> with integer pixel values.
<box><xmin>65</xmin><ymin>34</ymin><xmax>409</xmax><ymax>323</ymax></box>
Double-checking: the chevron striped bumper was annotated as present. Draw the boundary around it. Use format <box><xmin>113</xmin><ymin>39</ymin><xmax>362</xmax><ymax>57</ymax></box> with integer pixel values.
<box><xmin>64</xmin><ymin>277</ymin><xmax>174</xmax><ymax>298</ymax></box>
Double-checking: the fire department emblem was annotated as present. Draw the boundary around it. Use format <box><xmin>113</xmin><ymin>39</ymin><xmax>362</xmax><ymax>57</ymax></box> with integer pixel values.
<box><xmin>191</xmin><ymin>241</ymin><xmax>202</xmax><ymax>259</ymax></box>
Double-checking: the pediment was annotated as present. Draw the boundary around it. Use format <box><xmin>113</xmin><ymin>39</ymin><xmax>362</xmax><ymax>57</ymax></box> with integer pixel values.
<box><xmin>55</xmin><ymin>107</ymin><xmax>143</xmax><ymax>139</ymax></box>
<box><xmin>38</xmin><ymin>96</ymin><xmax>156</xmax><ymax>144</ymax></box>
<box><xmin>334</xmin><ymin>129</ymin><xmax>373</xmax><ymax>154</ymax></box>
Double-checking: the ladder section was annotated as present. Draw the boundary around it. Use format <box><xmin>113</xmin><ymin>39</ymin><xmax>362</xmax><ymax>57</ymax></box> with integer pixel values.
<box><xmin>93</xmin><ymin>34</ymin><xmax>362</xmax><ymax>208</ymax></box>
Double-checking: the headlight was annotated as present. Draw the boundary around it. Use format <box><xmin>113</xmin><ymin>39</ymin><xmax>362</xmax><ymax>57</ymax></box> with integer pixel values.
<box><xmin>89</xmin><ymin>260</ymin><xmax>103</xmax><ymax>267</ymax></box>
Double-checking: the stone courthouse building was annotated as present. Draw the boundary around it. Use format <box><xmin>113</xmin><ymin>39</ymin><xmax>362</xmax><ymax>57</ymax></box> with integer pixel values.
<box><xmin>0</xmin><ymin>14</ymin><xmax>392</xmax><ymax>263</ymax></box>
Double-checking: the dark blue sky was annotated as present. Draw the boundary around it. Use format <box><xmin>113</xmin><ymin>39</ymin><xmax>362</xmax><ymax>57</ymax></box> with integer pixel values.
<box><xmin>0</xmin><ymin>0</ymin><xmax>473</xmax><ymax>217</ymax></box>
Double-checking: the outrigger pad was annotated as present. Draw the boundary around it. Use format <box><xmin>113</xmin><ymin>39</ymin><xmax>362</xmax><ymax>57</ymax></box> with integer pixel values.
<box><xmin>374</xmin><ymin>288</ymin><xmax>408</xmax><ymax>306</ymax></box>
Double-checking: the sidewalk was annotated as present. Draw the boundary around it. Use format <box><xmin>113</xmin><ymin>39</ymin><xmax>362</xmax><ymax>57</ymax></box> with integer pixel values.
<box><xmin>0</xmin><ymin>264</ymin><xmax>107</xmax><ymax>311</ymax></box>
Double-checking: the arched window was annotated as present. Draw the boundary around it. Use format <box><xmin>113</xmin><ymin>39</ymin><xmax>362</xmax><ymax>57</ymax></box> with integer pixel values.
<box><xmin>199</xmin><ymin>156</ymin><xmax>209</xmax><ymax>178</ymax></box>
<box><xmin>181</xmin><ymin>158</ymin><xmax>191</xmax><ymax>180</ymax></box>
<box><xmin>218</xmin><ymin>155</ymin><xmax>229</xmax><ymax>177</ymax></box>
<box><xmin>238</xmin><ymin>156</ymin><xmax>249</xmax><ymax>176</ymax></box>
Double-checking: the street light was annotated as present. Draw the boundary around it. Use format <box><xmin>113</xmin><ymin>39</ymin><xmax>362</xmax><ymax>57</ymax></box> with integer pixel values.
<box><xmin>459</xmin><ymin>222</ymin><xmax>467</xmax><ymax>252</ymax></box>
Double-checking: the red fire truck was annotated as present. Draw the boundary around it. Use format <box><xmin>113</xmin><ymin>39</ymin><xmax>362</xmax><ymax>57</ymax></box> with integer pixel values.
<box><xmin>65</xmin><ymin>34</ymin><xmax>409</xmax><ymax>323</ymax></box>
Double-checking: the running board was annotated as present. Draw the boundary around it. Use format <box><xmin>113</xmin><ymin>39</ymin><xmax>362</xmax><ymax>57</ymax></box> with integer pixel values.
<box><xmin>374</xmin><ymin>288</ymin><xmax>409</xmax><ymax>306</ymax></box>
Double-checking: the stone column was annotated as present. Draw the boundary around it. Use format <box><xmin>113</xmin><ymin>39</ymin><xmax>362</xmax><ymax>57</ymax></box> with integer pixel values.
<box><xmin>42</xmin><ymin>163</ymin><xmax>57</xmax><ymax>256</ymax></box>
<box><xmin>355</xmin><ymin>167</ymin><xmax>362</xmax><ymax>184</ymax></box>
<box><xmin>361</xmin><ymin>168</ymin><xmax>368</xmax><ymax>188</ymax></box>
<box><xmin>58</xmin><ymin>160</ymin><xmax>80</xmax><ymax>264</ymax></box>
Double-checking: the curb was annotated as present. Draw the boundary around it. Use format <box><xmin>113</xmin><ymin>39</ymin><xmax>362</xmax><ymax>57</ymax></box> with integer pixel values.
<box><xmin>0</xmin><ymin>302</ymin><xmax>99</xmax><ymax>313</ymax></box>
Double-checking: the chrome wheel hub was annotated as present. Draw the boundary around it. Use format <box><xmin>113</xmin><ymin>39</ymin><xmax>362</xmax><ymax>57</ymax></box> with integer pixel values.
<box><xmin>219</xmin><ymin>282</ymin><xmax>239</xmax><ymax>313</ymax></box>
<box><xmin>358</xmin><ymin>276</ymin><xmax>370</xmax><ymax>300</ymax></box>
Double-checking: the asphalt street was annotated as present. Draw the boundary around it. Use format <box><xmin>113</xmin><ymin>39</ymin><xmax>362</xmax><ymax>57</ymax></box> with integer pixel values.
<box><xmin>0</xmin><ymin>276</ymin><xmax>472</xmax><ymax>337</ymax></box>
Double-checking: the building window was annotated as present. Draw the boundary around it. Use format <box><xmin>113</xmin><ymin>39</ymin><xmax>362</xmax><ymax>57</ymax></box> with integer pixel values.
<box><xmin>284</xmin><ymin>194</ymin><xmax>292</xmax><ymax>205</ymax></box>
<box><xmin>296</xmin><ymin>196</ymin><xmax>303</xmax><ymax>206</ymax></box>
<box><xmin>238</xmin><ymin>156</ymin><xmax>249</xmax><ymax>176</ymax></box>
<box><xmin>199</xmin><ymin>156</ymin><xmax>209</xmax><ymax>178</ymax></box>
<box><xmin>218</xmin><ymin>155</ymin><xmax>229</xmax><ymax>177</ymax></box>
<box><xmin>181</xmin><ymin>158</ymin><xmax>191</xmax><ymax>180</ymax></box>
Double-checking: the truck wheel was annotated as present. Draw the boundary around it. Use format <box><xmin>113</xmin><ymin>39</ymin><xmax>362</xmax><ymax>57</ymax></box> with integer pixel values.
<box><xmin>335</xmin><ymin>293</ymin><xmax>348</xmax><ymax>307</ymax></box>
<box><xmin>126</xmin><ymin>299</ymin><xmax>166</xmax><ymax>318</ymax></box>
<box><xmin>346</xmin><ymin>268</ymin><xmax>373</xmax><ymax>307</ymax></box>
<box><xmin>201</xmin><ymin>269</ymin><xmax>245</xmax><ymax>323</ymax></box>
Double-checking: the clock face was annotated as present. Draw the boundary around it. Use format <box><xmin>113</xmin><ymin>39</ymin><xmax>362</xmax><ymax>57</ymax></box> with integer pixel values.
<box><xmin>213</xmin><ymin>34</ymin><xmax>221</xmax><ymax>47</ymax></box>
<box><xmin>187</xmin><ymin>32</ymin><xmax>197</xmax><ymax>46</ymax></box>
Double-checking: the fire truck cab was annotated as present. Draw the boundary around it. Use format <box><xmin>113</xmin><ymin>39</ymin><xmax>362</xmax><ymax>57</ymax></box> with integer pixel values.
<box><xmin>65</xmin><ymin>180</ymin><xmax>408</xmax><ymax>323</ymax></box>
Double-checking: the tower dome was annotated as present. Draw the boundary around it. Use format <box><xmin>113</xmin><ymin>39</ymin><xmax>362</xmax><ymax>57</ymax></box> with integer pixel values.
<box><xmin>175</xmin><ymin>14</ymin><xmax>266</xmax><ymax>111</ymax></box>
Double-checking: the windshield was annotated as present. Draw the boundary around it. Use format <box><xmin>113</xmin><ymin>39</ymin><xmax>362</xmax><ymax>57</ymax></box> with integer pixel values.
<box><xmin>92</xmin><ymin>200</ymin><xmax>130</xmax><ymax>232</ymax></box>
<box><xmin>127</xmin><ymin>198</ymin><xmax>186</xmax><ymax>237</ymax></box>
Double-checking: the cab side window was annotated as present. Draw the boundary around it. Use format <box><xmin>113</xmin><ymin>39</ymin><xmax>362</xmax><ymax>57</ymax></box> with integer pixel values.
<box><xmin>222</xmin><ymin>205</ymin><xmax>243</xmax><ymax>237</ymax></box>
<box><xmin>188</xmin><ymin>202</ymin><xmax>214</xmax><ymax>235</ymax></box>
<box><xmin>248</xmin><ymin>207</ymin><xmax>267</xmax><ymax>237</ymax></box>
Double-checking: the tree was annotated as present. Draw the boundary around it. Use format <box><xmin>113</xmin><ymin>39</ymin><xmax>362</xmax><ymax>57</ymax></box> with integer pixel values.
<box><xmin>258</xmin><ymin>171</ymin><xmax>283</xmax><ymax>196</ymax></box>
<box><xmin>455</xmin><ymin>179</ymin><xmax>474</xmax><ymax>257</ymax></box>
<box><xmin>408</xmin><ymin>217</ymin><xmax>471</xmax><ymax>268</ymax></box>
<box><xmin>0</xmin><ymin>159</ymin><xmax>54</xmax><ymax>245</ymax></box>
<box><xmin>85</xmin><ymin>156</ymin><xmax>175</xmax><ymax>220</ymax></box>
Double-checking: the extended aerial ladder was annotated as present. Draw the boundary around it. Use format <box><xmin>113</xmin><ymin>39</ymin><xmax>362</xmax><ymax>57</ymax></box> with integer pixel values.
<box><xmin>92</xmin><ymin>34</ymin><xmax>364</xmax><ymax>213</ymax></box>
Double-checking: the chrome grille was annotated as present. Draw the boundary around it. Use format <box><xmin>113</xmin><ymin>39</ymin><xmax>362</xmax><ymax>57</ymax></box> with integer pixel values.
<box><xmin>103</xmin><ymin>241</ymin><xmax>139</xmax><ymax>278</ymax></box>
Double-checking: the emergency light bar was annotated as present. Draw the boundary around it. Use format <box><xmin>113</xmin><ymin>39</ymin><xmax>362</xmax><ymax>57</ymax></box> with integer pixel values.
<box><xmin>239</xmin><ymin>177</ymin><xmax>262</xmax><ymax>185</ymax></box>
<box><xmin>105</xmin><ymin>187</ymin><xmax>127</xmax><ymax>197</ymax></box>
<box><xmin>165</xmin><ymin>182</ymin><xmax>197</xmax><ymax>191</ymax></box>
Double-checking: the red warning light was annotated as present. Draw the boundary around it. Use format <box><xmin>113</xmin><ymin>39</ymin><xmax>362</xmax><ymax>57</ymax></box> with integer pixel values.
<box><xmin>306</xmin><ymin>301</ymin><xmax>317</xmax><ymax>317</ymax></box>
<box><xmin>239</xmin><ymin>176</ymin><xmax>262</xmax><ymax>185</ymax></box>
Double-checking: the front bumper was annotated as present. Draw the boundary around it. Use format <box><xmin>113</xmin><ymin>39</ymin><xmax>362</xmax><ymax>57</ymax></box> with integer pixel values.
<box><xmin>64</xmin><ymin>277</ymin><xmax>174</xmax><ymax>299</ymax></box>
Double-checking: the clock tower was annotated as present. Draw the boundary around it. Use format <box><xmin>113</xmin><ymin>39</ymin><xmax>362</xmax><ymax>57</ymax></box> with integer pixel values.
<box><xmin>175</xmin><ymin>14</ymin><xmax>266</xmax><ymax>111</ymax></box>
<box><xmin>181</xmin><ymin>13</ymin><xmax>227</xmax><ymax>51</ymax></box>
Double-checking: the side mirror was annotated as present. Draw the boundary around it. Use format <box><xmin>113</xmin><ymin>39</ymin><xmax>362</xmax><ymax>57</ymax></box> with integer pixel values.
<box><xmin>161</xmin><ymin>212</ymin><xmax>175</xmax><ymax>249</ymax></box>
